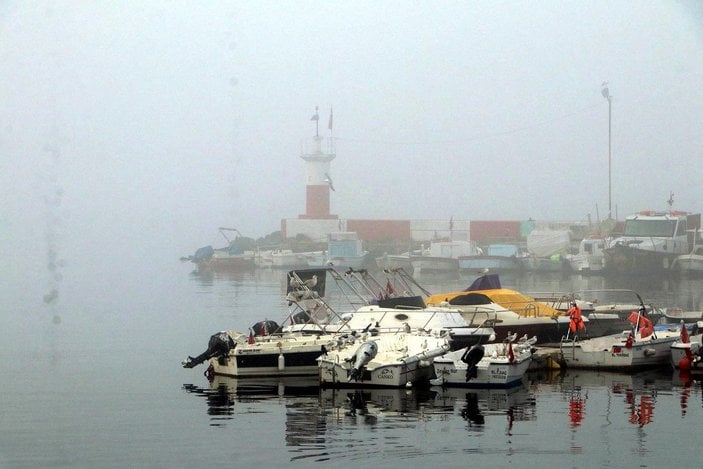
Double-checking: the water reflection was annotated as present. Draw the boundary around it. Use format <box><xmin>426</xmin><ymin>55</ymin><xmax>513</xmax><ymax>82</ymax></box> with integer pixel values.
<box><xmin>181</xmin><ymin>368</ymin><xmax>703</xmax><ymax>465</ymax></box>
<box><xmin>431</xmin><ymin>385</ymin><xmax>536</xmax><ymax>432</ymax></box>
<box><xmin>672</xmin><ymin>370</ymin><xmax>703</xmax><ymax>418</ymax></box>
<box><xmin>182</xmin><ymin>375</ymin><xmax>319</xmax><ymax>427</ymax></box>
<box><xmin>531</xmin><ymin>369</ymin><xmax>679</xmax><ymax>428</ymax></box>
<box><xmin>319</xmin><ymin>386</ymin><xmax>435</xmax><ymax>419</ymax></box>
<box><xmin>182</xmin><ymin>382</ymin><xmax>235</xmax><ymax>426</ymax></box>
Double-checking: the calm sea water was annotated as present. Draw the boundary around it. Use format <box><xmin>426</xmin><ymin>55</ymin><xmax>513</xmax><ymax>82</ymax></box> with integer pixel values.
<box><xmin>3</xmin><ymin>266</ymin><xmax>703</xmax><ymax>468</ymax></box>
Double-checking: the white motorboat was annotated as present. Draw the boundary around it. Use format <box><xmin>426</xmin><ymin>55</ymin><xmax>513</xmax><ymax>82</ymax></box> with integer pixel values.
<box><xmin>430</xmin><ymin>336</ymin><xmax>536</xmax><ymax>388</ymax></box>
<box><xmin>181</xmin><ymin>227</ymin><xmax>257</xmax><ymax>273</ymax></box>
<box><xmin>410</xmin><ymin>239</ymin><xmax>480</xmax><ymax>275</ymax></box>
<box><xmin>375</xmin><ymin>252</ymin><xmax>413</xmax><ymax>272</ymax></box>
<box><xmin>603</xmin><ymin>210</ymin><xmax>700</xmax><ymax>274</ymax></box>
<box><xmin>670</xmin><ymin>321</ymin><xmax>703</xmax><ymax>369</ymax></box>
<box><xmin>672</xmin><ymin>236</ymin><xmax>703</xmax><ymax>275</ymax></box>
<box><xmin>458</xmin><ymin>243</ymin><xmax>524</xmax><ymax>273</ymax></box>
<box><xmin>567</xmin><ymin>236</ymin><xmax>606</xmax><ymax>273</ymax></box>
<box><xmin>660</xmin><ymin>307</ymin><xmax>703</xmax><ymax>324</ymax></box>
<box><xmin>181</xmin><ymin>268</ymin><xmax>351</xmax><ymax>378</ymax></box>
<box><xmin>270</xmin><ymin>249</ymin><xmax>310</xmax><ymax>268</ymax></box>
<box><xmin>182</xmin><ymin>328</ymin><xmax>343</xmax><ymax>378</ymax></box>
<box><xmin>318</xmin><ymin>332</ymin><xmax>450</xmax><ymax>387</ymax></box>
<box><xmin>520</xmin><ymin>229</ymin><xmax>571</xmax><ymax>272</ymax></box>
<box><xmin>559</xmin><ymin>319</ymin><xmax>682</xmax><ymax>370</ymax></box>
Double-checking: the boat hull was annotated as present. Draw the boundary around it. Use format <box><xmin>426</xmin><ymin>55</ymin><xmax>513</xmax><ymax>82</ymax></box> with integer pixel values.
<box><xmin>210</xmin><ymin>336</ymin><xmax>333</xmax><ymax>378</ymax></box>
<box><xmin>319</xmin><ymin>356</ymin><xmax>437</xmax><ymax>387</ymax></box>
<box><xmin>670</xmin><ymin>334</ymin><xmax>702</xmax><ymax>368</ymax></box>
<box><xmin>375</xmin><ymin>254</ymin><xmax>413</xmax><ymax>272</ymax></box>
<box><xmin>270</xmin><ymin>251</ymin><xmax>311</xmax><ymax>269</ymax></box>
<box><xmin>604</xmin><ymin>243</ymin><xmax>679</xmax><ymax>275</ymax></box>
<box><xmin>410</xmin><ymin>256</ymin><xmax>459</xmax><ymax>274</ymax></box>
<box><xmin>461</xmin><ymin>310</ymin><xmax>624</xmax><ymax>345</ymax></box>
<box><xmin>519</xmin><ymin>256</ymin><xmax>571</xmax><ymax>272</ymax></box>
<box><xmin>559</xmin><ymin>331</ymin><xmax>680</xmax><ymax>370</ymax></box>
<box><xmin>318</xmin><ymin>334</ymin><xmax>450</xmax><ymax>387</ymax></box>
<box><xmin>324</xmin><ymin>254</ymin><xmax>369</xmax><ymax>269</ymax></box>
<box><xmin>196</xmin><ymin>256</ymin><xmax>256</xmax><ymax>273</ymax></box>
<box><xmin>458</xmin><ymin>255</ymin><xmax>523</xmax><ymax>273</ymax></box>
<box><xmin>674</xmin><ymin>254</ymin><xmax>703</xmax><ymax>275</ymax></box>
<box><xmin>431</xmin><ymin>344</ymin><xmax>532</xmax><ymax>388</ymax></box>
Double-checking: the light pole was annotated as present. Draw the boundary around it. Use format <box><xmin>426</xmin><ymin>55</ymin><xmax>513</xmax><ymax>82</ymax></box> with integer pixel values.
<box><xmin>601</xmin><ymin>82</ymin><xmax>612</xmax><ymax>219</ymax></box>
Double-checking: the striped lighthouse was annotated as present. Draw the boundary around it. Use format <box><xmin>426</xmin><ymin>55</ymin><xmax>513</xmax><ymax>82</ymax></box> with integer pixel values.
<box><xmin>299</xmin><ymin>107</ymin><xmax>337</xmax><ymax>220</ymax></box>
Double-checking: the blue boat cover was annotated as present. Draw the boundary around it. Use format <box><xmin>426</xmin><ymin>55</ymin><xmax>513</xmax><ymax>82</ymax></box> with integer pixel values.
<box><xmin>464</xmin><ymin>274</ymin><xmax>502</xmax><ymax>291</ymax></box>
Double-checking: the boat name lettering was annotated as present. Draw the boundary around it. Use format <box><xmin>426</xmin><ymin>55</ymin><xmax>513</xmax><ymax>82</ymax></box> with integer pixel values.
<box><xmin>490</xmin><ymin>368</ymin><xmax>508</xmax><ymax>378</ymax></box>
<box><xmin>377</xmin><ymin>369</ymin><xmax>395</xmax><ymax>380</ymax></box>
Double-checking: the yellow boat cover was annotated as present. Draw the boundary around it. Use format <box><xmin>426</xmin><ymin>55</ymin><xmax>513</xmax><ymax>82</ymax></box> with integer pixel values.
<box><xmin>425</xmin><ymin>288</ymin><xmax>563</xmax><ymax>318</ymax></box>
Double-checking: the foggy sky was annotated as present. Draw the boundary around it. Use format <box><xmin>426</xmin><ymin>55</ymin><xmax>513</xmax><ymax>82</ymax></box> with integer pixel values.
<box><xmin>2</xmin><ymin>1</ymin><xmax>703</xmax><ymax>283</ymax></box>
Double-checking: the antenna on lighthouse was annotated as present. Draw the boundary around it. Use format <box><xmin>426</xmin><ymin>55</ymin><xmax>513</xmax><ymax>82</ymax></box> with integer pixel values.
<box><xmin>327</xmin><ymin>106</ymin><xmax>334</xmax><ymax>154</ymax></box>
<box><xmin>310</xmin><ymin>106</ymin><xmax>320</xmax><ymax>137</ymax></box>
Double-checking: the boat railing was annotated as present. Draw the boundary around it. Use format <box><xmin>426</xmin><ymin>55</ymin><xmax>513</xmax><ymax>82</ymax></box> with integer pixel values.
<box><xmin>285</xmin><ymin>270</ymin><xmax>358</xmax><ymax>334</ymax></box>
<box><xmin>520</xmin><ymin>302</ymin><xmax>536</xmax><ymax>317</ymax></box>
<box><xmin>455</xmin><ymin>306</ymin><xmax>498</xmax><ymax>328</ymax></box>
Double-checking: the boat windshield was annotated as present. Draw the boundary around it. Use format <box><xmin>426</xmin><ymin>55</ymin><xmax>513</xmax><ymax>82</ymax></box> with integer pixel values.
<box><xmin>623</xmin><ymin>219</ymin><xmax>677</xmax><ymax>237</ymax></box>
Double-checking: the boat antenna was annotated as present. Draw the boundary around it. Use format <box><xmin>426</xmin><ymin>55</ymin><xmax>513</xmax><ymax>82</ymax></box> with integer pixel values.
<box><xmin>667</xmin><ymin>191</ymin><xmax>674</xmax><ymax>209</ymax></box>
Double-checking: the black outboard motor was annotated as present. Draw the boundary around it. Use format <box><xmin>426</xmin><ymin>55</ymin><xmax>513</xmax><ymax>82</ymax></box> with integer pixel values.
<box><xmin>252</xmin><ymin>320</ymin><xmax>280</xmax><ymax>336</ymax></box>
<box><xmin>461</xmin><ymin>344</ymin><xmax>485</xmax><ymax>381</ymax></box>
<box><xmin>182</xmin><ymin>331</ymin><xmax>235</xmax><ymax>368</ymax></box>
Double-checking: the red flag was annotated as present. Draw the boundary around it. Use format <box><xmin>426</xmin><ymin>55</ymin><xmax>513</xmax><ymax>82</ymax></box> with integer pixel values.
<box><xmin>640</xmin><ymin>317</ymin><xmax>653</xmax><ymax>338</ymax></box>
<box><xmin>628</xmin><ymin>311</ymin><xmax>638</xmax><ymax>326</ymax></box>
<box><xmin>328</xmin><ymin>107</ymin><xmax>333</xmax><ymax>130</ymax></box>
<box><xmin>681</xmin><ymin>323</ymin><xmax>690</xmax><ymax>344</ymax></box>
<box><xmin>386</xmin><ymin>280</ymin><xmax>394</xmax><ymax>295</ymax></box>
<box><xmin>247</xmin><ymin>329</ymin><xmax>255</xmax><ymax>344</ymax></box>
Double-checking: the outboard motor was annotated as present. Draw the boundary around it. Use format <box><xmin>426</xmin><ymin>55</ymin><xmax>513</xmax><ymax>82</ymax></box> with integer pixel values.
<box><xmin>182</xmin><ymin>331</ymin><xmax>235</xmax><ymax>368</ymax></box>
<box><xmin>252</xmin><ymin>320</ymin><xmax>280</xmax><ymax>336</ymax></box>
<box><xmin>461</xmin><ymin>344</ymin><xmax>485</xmax><ymax>381</ymax></box>
<box><xmin>349</xmin><ymin>341</ymin><xmax>379</xmax><ymax>382</ymax></box>
<box><xmin>292</xmin><ymin>310</ymin><xmax>311</xmax><ymax>325</ymax></box>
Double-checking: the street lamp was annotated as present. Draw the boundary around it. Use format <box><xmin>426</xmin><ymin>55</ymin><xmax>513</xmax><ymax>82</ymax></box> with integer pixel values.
<box><xmin>601</xmin><ymin>82</ymin><xmax>612</xmax><ymax>219</ymax></box>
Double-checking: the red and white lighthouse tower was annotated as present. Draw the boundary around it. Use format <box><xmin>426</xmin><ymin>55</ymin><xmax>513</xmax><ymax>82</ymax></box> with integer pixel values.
<box><xmin>299</xmin><ymin>107</ymin><xmax>337</xmax><ymax>220</ymax></box>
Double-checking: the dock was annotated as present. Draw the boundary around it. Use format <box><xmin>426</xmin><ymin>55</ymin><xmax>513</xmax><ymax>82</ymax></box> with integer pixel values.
<box><xmin>530</xmin><ymin>346</ymin><xmax>564</xmax><ymax>370</ymax></box>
